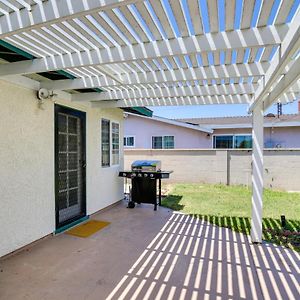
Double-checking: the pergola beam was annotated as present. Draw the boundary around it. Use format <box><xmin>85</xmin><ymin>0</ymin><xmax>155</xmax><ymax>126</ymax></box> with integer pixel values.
<box><xmin>41</xmin><ymin>72</ymin><xmax>260</xmax><ymax>91</ymax></box>
<box><xmin>264</xmin><ymin>58</ymin><xmax>300</xmax><ymax>109</ymax></box>
<box><xmin>249</xmin><ymin>9</ymin><xmax>300</xmax><ymax>112</ymax></box>
<box><xmin>71</xmin><ymin>84</ymin><xmax>254</xmax><ymax>102</ymax></box>
<box><xmin>88</xmin><ymin>94</ymin><xmax>252</xmax><ymax>108</ymax></box>
<box><xmin>121</xmin><ymin>62</ymin><xmax>267</xmax><ymax>85</ymax></box>
<box><xmin>40</xmin><ymin>62</ymin><xmax>266</xmax><ymax>90</ymax></box>
<box><xmin>0</xmin><ymin>24</ymin><xmax>285</xmax><ymax>76</ymax></box>
<box><xmin>88</xmin><ymin>92</ymin><xmax>292</xmax><ymax>108</ymax></box>
<box><xmin>279</xmin><ymin>90</ymin><xmax>300</xmax><ymax>104</ymax></box>
<box><xmin>0</xmin><ymin>0</ymin><xmax>141</xmax><ymax>39</ymax></box>
<box><xmin>288</xmin><ymin>80</ymin><xmax>300</xmax><ymax>93</ymax></box>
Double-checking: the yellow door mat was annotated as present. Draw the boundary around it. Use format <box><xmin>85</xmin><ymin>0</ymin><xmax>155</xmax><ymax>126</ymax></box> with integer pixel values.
<box><xmin>66</xmin><ymin>220</ymin><xmax>110</xmax><ymax>238</ymax></box>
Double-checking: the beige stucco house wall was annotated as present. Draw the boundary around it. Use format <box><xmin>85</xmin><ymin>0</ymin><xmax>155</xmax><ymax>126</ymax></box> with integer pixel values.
<box><xmin>0</xmin><ymin>80</ymin><xmax>124</xmax><ymax>257</ymax></box>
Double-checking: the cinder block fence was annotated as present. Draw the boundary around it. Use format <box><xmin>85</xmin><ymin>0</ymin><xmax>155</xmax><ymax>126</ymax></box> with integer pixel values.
<box><xmin>124</xmin><ymin>149</ymin><xmax>300</xmax><ymax>191</ymax></box>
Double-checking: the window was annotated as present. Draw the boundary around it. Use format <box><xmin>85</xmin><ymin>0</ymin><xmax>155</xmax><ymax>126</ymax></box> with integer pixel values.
<box><xmin>101</xmin><ymin>119</ymin><xmax>110</xmax><ymax>167</ymax></box>
<box><xmin>152</xmin><ymin>136</ymin><xmax>174</xmax><ymax>149</ymax></box>
<box><xmin>164</xmin><ymin>136</ymin><xmax>175</xmax><ymax>149</ymax></box>
<box><xmin>213</xmin><ymin>135</ymin><xmax>252</xmax><ymax>149</ymax></box>
<box><xmin>213</xmin><ymin>135</ymin><xmax>233</xmax><ymax>149</ymax></box>
<box><xmin>234</xmin><ymin>135</ymin><xmax>252</xmax><ymax>149</ymax></box>
<box><xmin>112</xmin><ymin>122</ymin><xmax>120</xmax><ymax>165</ymax></box>
<box><xmin>152</xmin><ymin>136</ymin><xmax>163</xmax><ymax>149</ymax></box>
<box><xmin>124</xmin><ymin>136</ymin><xmax>135</xmax><ymax>147</ymax></box>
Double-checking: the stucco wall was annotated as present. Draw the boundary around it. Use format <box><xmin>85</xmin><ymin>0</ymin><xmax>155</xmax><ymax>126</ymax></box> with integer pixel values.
<box><xmin>124</xmin><ymin>149</ymin><xmax>300</xmax><ymax>191</ymax></box>
<box><xmin>124</xmin><ymin>114</ymin><xmax>211</xmax><ymax>148</ymax></box>
<box><xmin>125</xmin><ymin>115</ymin><xmax>300</xmax><ymax>149</ymax></box>
<box><xmin>264</xmin><ymin>127</ymin><xmax>300</xmax><ymax>148</ymax></box>
<box><xmin>0</xmin><ymin>80</ymin><xmax>123</xmax><ymax>257</ymax></box>
<box><xmin>214</xmin><ymin>127</ymin><xmax>300</xmax><ymax>148</ymax></box>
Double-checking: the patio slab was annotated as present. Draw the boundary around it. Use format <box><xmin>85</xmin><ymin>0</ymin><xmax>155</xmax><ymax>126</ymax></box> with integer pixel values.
<box><xmin>0</xmin><ymin>201</ymin><xmax>299</xmax><ymax>300</ymax></box>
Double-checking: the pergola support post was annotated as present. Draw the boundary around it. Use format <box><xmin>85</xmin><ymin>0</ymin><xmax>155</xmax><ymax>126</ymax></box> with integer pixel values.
<box><xmin>250</xmin><ymin>102</ymin><xmax>264</xmax><ymax>243</ymax></box>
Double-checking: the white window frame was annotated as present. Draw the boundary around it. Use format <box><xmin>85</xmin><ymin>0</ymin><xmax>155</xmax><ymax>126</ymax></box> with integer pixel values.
<box><xmin>101</xmin><ymin>119</ymin><xmax>121</xmax><ymax>167</ymax></box>
<box><xmin>111</xmin><ymin>121</ymin><xmax>120</xmax><ymax>166</ymax></box>
<box><xmin>212</xmin><ymin>134</ymin><xmax>252</xmax><ymax>149</ymax></box>
<box><xmin>124</xmin><ymin>135</ymin><xmax>135</xmax><ymax>148</ymax></box>
<box><xmin>151</xmin><ymin>135</ymin><xmax>175</xmax><ymax>149</ymax></box>
<box><xmin>101</xmin><ymin>118</ymin><xmax>110</xmax><ymax>167</ymax></box>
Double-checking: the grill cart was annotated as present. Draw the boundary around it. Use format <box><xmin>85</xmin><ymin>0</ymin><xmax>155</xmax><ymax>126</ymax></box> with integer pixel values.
<box><xmin>119</xmin><ymin>160</ymin><xmax>172</xmax><ymax>210</ymax></box>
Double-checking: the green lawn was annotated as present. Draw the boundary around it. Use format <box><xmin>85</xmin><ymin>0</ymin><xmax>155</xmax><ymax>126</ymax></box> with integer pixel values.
<box><xmin>162</xmin><ymin>183</ymin><xmax>300</xmax><ymax>251</ymax></box>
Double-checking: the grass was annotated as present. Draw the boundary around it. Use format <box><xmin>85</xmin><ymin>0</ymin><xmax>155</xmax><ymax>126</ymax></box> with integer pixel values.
<box><xmin>161</xmin><ymin>183</ymin><xmax>300</xmax><ymax>251</ymax></box>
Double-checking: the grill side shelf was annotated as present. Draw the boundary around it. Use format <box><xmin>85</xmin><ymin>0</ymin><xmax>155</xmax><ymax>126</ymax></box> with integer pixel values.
<box><xmin>118</xmin><ymin>171</ymin><xmax>172</xmax><ymax>179</ymax></box>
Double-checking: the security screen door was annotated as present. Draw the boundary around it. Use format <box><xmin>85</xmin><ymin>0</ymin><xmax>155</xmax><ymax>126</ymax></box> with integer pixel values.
<box><xmin>55</xmin><ymin>105</ymin><xmax>86</xmax><ymax>229</ymax></box>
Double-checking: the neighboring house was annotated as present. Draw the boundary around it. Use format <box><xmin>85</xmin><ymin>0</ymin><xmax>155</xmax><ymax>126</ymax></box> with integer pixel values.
<box><xmin>124</xmin><ymin>111</ymin><xmax>300</xmax><ymax>149</ymax></box>
<box><xmin>124</xmin><ymin>112</ymin><xmax>213</xmax><ymax>149</ymax></box>
<box><xmin>180</xmin><ymin>113</ymin><xmax>300</xmax><ymax>149</ymax></box>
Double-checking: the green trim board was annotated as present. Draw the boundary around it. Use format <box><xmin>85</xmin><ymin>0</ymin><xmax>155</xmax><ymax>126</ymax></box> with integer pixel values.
<box><xmin>133</xmin><ymin>107</ymin><xmax>153</xmax><ymax>117</ymax></box>
<box><xmin>56</xmin><ymin>70</ymin><xmax>76</xmax><ymax>79</ymax></box>
<box><xmin>93</xmin><ymin>88</ymin><xmax>104</xmax><ymax>93</ymax></box>
<box><xmin>0</xmin><ymin>40</ymin><xmax>35</xmax><ymax>60</ymax></box>
<box><xmin>54</xmin><ymin>216</ymin><xmax>89</xmax><ymax>234</ymax></box>
<box><xmin>0</xmin><ymin>40</ymin><xmax>102</xmax><ymax>93</ymax></box>
<box><xmin>123</xmin><ymin>107</ymin><xmax>153</xmax><ymax>117</ymax></box>
<box><xmin>76</xmin><ymin>87</ymin><xmax>104</xmax><ymax>93</ymax></box>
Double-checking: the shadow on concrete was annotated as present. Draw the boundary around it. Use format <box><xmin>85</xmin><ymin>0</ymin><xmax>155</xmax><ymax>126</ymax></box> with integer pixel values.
<box><xmin>1</xmin><ymin>203</ymin><xmax>299</xmax><ymax>300</ymax></box>
<box><xmin>189</xmin><ymin>214</ymin><xmax>300</xmax><ymax>252</ymax></box>
<box><xmin>106</xmin><ymin>213</ymin><xmax>300</xmax><ymax>300</ymax></box>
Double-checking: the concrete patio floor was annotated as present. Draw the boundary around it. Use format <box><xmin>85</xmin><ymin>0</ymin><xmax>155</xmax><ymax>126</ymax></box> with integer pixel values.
<box><xmin>0</xmin><ymin>201</ymin><xmax>299</xmax><ymax>300</ymax></box>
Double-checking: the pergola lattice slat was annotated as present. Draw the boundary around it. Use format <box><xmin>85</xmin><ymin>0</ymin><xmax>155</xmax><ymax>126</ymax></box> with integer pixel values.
<box><xmin>56</xmin><ymin>62</ymin><xmax>266</xmax><ymax>101</ymax></box>
<box><xmin>0</xmin><ymin>25</ymin><xmax>287</xmax><ymax>76</ymax></box>
<box><xmin>71</xmin><ymin>84</ymin><xmax>255</xmax><ymax>102</ymax></box>
<box><xmin>40</xmin><ymin>73</ymin><xmax>259</xmax><ymax>91</ymax></box>
<box><xmin>264</xmin><ymin>58</ymin><xmax>300</xmax><ymax>108</ymax></box>
<box><xmin>249</xmin><ymin>9</ymin><xmax>300</xmax><ymax>111</ymax></box>
<box><xmin>0</xmin><ymin>0</ymin><xmax>140</xmax><ymax>39</ymax></box>
<box><xmin>89</xmin><ymin>94</ymin><xmax>252</xmax><ymax>108</ymax></box>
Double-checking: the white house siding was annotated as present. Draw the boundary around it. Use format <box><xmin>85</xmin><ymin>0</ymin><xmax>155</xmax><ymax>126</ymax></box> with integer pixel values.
<box><xmin>124</xmin><ymin>114</ymin><xmax>211</xmax><ymax>149</ymax></box>
<box><xmin>0</xmin><ymin>80</ymin><xmax>124</xmax><ymax>257</ymax></box>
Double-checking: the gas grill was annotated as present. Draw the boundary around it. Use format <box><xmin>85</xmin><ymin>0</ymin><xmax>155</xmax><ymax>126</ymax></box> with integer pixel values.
<box><xmin>119</xmin><ymin>160</ymin><xmax>172</xmax><ymax>210</ymax></box>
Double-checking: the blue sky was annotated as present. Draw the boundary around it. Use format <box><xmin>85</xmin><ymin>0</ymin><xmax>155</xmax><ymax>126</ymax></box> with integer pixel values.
<box><xmin>151</xmin><ymin>101</ymin><xmax>299</xmax><ymax>119</ymax></box>
<box><xmin>147</xmin><ymin>0</ymin><xmax>300</xmax><ymax>119</ymax></box>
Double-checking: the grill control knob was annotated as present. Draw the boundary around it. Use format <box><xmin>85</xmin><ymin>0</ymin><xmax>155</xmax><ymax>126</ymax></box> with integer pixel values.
<box><xmin>138</xmin><ymin>173</ymin><xmax>142</xmax><ymax>177</ymax></box>
<box><xmin>144</xmin><ymin>173</ymin><xmax>148</xmax><ymax>177</ymax></box>
<box><xmin>150</xmin><ymin>174</ymin><xmax>154</xmax><ymax>177</ymax></box>
<box><xmin>132</xmin><ymin>173</ymin><xmax>136</xmax><ymax>177</ymax></box>
<box><xmin>122</xmin><ymin>173</ymin><xmax>126</xmax><ymax>177</ymax></box>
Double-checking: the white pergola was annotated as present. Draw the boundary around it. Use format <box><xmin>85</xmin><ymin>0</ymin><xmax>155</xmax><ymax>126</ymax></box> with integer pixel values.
<box><xmin>0</xmin><ymin>0</ymin><xmax>299</xmax><ymax>243</ymax></box>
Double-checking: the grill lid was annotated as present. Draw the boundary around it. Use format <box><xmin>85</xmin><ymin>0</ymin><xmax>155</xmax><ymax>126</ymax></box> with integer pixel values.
<box><xmin>131</xmin><ymin>160</ymin><xmax>161</xmax><ymax>171</ymax></box>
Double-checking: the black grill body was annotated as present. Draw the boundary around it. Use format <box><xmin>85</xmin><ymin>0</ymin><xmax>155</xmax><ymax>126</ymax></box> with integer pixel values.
<box><xmin>119</xmin><ymin>161</ymin><xmax>172</xmax><ymax>210</ymax></box>
<box><xmin>132</xmin><ymin>177</ymin><xmax>156</xmax><ymax>205</ymax></box>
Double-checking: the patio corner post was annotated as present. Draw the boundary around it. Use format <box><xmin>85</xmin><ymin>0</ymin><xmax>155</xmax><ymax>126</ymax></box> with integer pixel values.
<box><xmin>250</xmin><ymin>102</ymin><xmax>264</xmax><ymax>243</ymax></box>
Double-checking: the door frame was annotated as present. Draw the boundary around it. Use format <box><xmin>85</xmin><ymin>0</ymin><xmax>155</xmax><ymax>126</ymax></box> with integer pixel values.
<box><xmin>54</xmin><ymin>104</ymin><xmax>87</xmax><ymax>229</ymax></box>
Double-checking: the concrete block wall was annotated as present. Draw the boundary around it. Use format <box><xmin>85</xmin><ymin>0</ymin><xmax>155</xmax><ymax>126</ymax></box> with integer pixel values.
<box><xmin>124</xmin><ymin>149</ymin><xmax>300</xmax><ymax>191</ymax></box>
<box><xmin>228</xmin><ymin>150</ymin><xmax>252</xmax><ymax>186</ymax></box>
